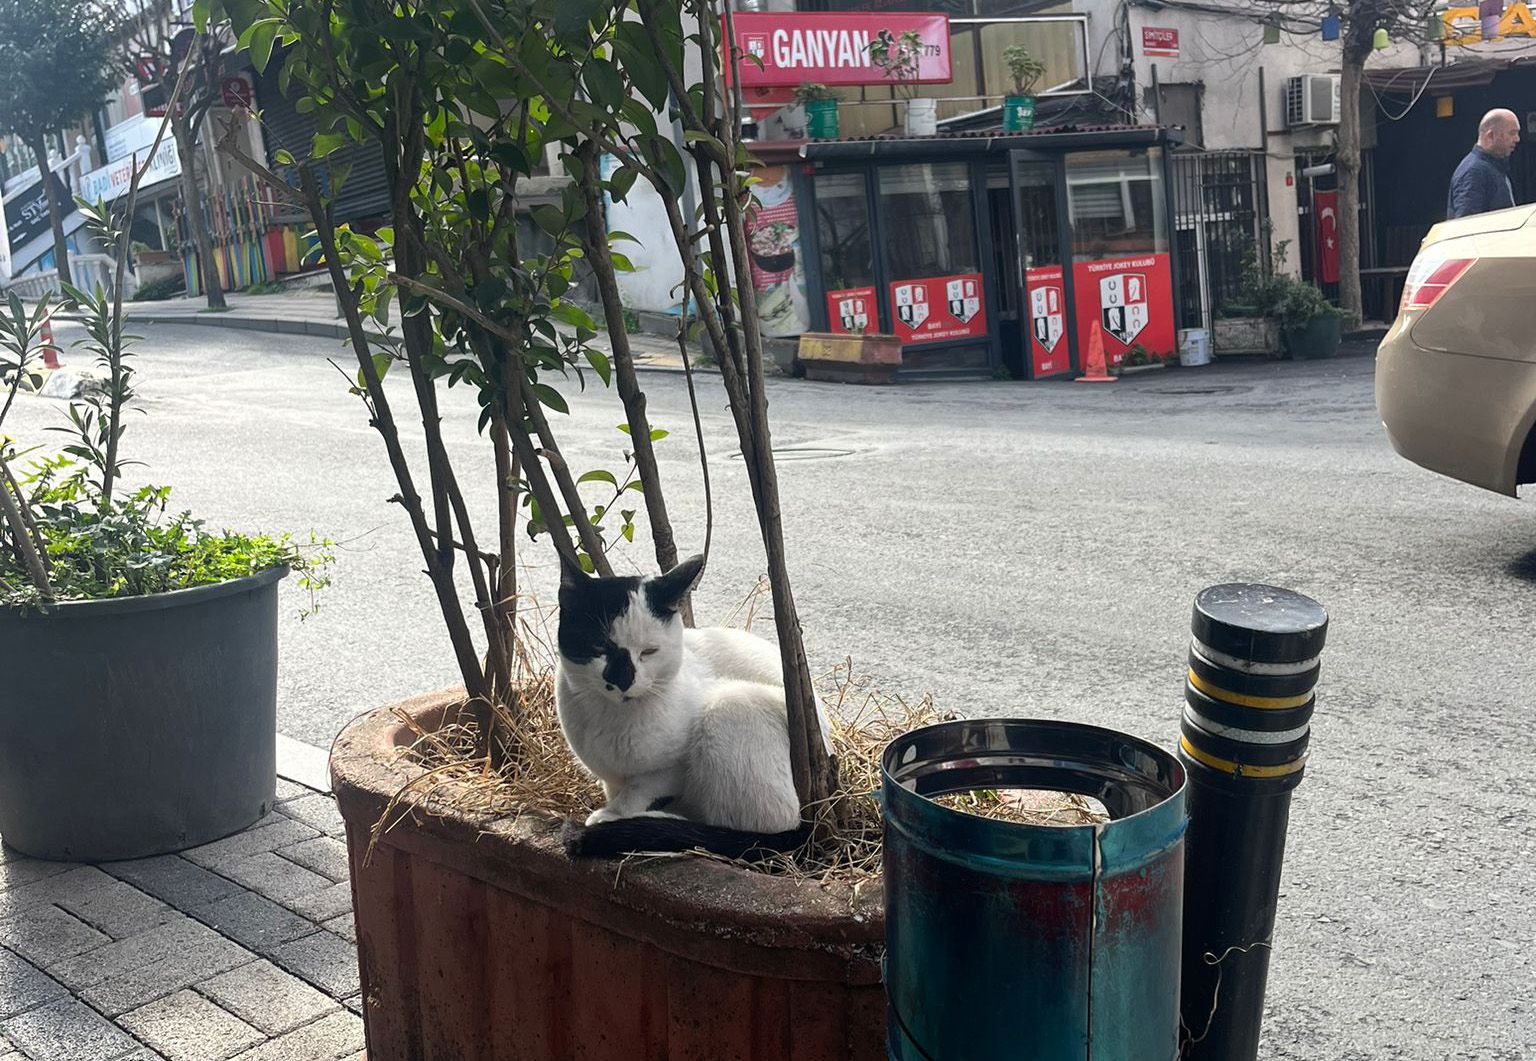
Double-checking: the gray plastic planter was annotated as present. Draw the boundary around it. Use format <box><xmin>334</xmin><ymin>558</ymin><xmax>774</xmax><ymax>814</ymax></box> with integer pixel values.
<box><xmin>0</xmin><ymin>566</ymin><xmax>286</xmax><ymax>861</ymax></box>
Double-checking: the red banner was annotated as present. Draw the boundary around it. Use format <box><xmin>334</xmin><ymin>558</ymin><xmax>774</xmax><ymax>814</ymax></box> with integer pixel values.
<box><xmin>1315</xmin><ymin>190</ymin><xmax>1340</xmax><ymax>284</ymax></box>
<box><xmin>1071</xmin><ymin>254</ymin><xmax>1175</xmax><ymax>368</ymax></box>
<box><xmin>725</xmin><ymin>13</ymin><xmax>952</xmax><ymax>90</ymax></box>
<box><xmin>889</xmin><ymin>273</ymin><xmax>985</xmax><ymax>345</ymax></box>
<box><xmin>827</xmin><ymin>287</ymin><xmax>878</xmax><ymax>335</ymax></box>
<box><xmin>1026</xmin><ymin>266</ymin><xmax>1069</xmax><ymax>377</ymax></box>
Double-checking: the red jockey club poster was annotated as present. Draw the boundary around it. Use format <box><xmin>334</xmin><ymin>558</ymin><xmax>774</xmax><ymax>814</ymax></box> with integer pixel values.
<box><xmin>827</xmin><ymin>287</ymin><xmax>877</xmax><ymax>335</ymax></box>
<box><xmin>1071</xmin><ymin>254</ymin><xmax>1175</xmax><ymax>368</ymax></box>
<box><xmin>889</xmin><ymin>273</ymin><xmax>986</xmax><ymax>345</ymax></box>
<box><xmin>1026</xmin><ymin>265</ymin><xmax>1069</xmax><ymax>377</ymax></box>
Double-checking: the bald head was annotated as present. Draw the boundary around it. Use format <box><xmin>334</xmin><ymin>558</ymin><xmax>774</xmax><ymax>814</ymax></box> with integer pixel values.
<box><xmin>1478</xmin><ymin>108</ymin><xmax>1521</xmax><ymax>159</ymax></box>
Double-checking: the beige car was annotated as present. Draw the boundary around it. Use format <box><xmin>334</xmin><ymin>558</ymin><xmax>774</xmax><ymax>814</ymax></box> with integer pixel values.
<box><xmin>1376</xmin><ymin>203</ymin><xmax>1536</xmax><ymax>496</ymax></box>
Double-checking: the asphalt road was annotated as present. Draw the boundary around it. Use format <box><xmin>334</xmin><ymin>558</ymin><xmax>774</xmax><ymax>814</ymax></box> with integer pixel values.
<box><xmin>9</xmin><ymin>323</ymin><xmax>1535</xmax><ymax>1058</ymax></box>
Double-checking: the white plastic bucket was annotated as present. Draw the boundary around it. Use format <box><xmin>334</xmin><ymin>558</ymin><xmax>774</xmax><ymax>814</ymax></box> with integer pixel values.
<box><xmin>1178</xmin><ymin>328</ymin><xmax>1212</xmax><ymax>367</ymax></box>
<box><xmin>905</xmin><ymin>98</ymin><xmax>938</xmax><ymax>137</ymax></box>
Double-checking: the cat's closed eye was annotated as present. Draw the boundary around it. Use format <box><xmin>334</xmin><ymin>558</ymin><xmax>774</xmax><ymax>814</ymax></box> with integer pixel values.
<box><xmin>640</xmin><ymin>648</ymin><xmax>659</xmax><ymax>658</ymax></box>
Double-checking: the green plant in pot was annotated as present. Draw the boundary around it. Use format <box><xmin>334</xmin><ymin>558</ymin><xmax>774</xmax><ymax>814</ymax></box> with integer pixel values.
<box><xmin>0</xmin><ymin>97</ymin><xmax>329</xmax><ymax>861</ymax></box>
<box><xmin>794</xmin><ymin>81</ymin><xmax>838</xmax><ymax>140</ymax></box>
<box><xmin>868</xmin><ymin>28</ymin><xmax>934</xmax><ymax>136</ymax></box>
<box><xmin>1274</xmin><ymin>277</ymin><xmax>1343</xmax><ymax>359</ymax></box>
<box><xmin>1002</xmin><ymin>44</ymin><xmax>1045</xmax><ymax>132</ymax></box>
<box><xmin>203</xmin><ymin>0</ymin><xmax>895</xmax><ymax>1053</ymax></box>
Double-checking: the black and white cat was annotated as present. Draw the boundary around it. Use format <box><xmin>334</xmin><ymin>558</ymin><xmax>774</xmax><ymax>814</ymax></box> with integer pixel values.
<box><xmin>555</xmin><ymin>553</ymin><xmax>813</xmax><ymax>859</ymax></box>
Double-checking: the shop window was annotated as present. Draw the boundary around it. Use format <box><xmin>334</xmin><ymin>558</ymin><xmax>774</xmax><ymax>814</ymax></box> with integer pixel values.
<box><xmin>813</xmin><ymin>172</ymin><xmax>874</xmax><ymax>291</ymax></box>
<box><xmin>878</xmin><ymin>161</ymin><xmax>978</xmax><ymax>280</ymax></box>
<box><xmin>1066</xmin><ymin>150</ymin><xmax>1167</xmax><ymax>261</ymax></box>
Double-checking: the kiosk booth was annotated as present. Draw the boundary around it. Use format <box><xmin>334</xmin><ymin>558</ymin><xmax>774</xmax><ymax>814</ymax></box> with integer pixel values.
<box><xmin>782</xmin><ymin>125</ymin><xmax>1185</xmax><ymax>379</ymax></box>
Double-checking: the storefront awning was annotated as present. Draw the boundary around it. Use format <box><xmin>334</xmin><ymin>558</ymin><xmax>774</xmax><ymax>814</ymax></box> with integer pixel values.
<box><xmin>801</xmin><ymin>124</ymin><xmax>1179</xmax><ymax>161</ymax></box>
<box><xmin>1364</xmin><ymin>56</ymin><xmax>1536</xmax><ymax>96</ymax></box>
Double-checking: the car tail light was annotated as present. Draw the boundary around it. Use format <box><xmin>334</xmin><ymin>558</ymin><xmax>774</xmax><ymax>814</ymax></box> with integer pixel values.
<box><xmin>1400</xmin><ymin>256</ymin><xmax>1475</xmax><ymax>312</ymax></box>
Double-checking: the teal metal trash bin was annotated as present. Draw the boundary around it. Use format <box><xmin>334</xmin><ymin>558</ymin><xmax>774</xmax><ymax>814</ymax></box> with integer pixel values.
<box><xmin>882</xmin><ymin>719</ymin><xmax>1187</xmax><ymax>1061</ymax></box>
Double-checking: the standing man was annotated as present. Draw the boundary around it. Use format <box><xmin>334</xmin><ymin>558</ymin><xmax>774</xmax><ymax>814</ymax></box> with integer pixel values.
<box><xmin>1447</xmin><ymin>109</ymin><xmax>1521</xmax><ymax>219</ymax></box>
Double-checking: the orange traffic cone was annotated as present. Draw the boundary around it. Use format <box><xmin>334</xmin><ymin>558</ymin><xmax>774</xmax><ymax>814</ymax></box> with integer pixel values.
<box><xmin>1075</xmin><ymin>319</ymin><xmax>1116</xmax><ymax>383</ymax></box>
<box><xmin>40</xmin><ymin>317</ymin><xmax>61</xmax><ymax>371</ymax></box>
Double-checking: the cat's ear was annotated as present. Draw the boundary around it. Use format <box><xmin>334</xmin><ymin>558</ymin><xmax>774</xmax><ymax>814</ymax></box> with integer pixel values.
<box><xmin>649</xmin><ymin>553</ymin><xmax>704</xmax><ymax>613</ymax></box>
<box><xmin>559</xmin><ymin>550</ymin><xmax>590</xmax><ymax>589</ymax></box>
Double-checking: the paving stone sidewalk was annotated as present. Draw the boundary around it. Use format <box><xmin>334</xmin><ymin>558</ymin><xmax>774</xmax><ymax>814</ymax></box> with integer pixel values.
<box><xmin>0</xmin><ymin>781</ymin><xmax>366</xmax><ymax>1061</ymax></box>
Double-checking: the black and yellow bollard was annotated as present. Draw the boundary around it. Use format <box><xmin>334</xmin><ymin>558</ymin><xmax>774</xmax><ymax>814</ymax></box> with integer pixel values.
<box><xmin>1178</xmin><ymin>583</ymin><xmax>1328</xmax><ymax>1061</ymax></box>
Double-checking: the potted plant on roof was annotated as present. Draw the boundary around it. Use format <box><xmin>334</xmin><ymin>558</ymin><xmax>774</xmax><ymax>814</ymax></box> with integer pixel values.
<box><xmin>1002</xmin><ymin>44</ymin><xmax>1046</xmax><ymax>132</ymax></box>
<box><xmin>869</xmin><ymin>28</ymin><xmax>936</xmax><ymax>136</ymax></box>
<box><xmin>209</xmin><ymin>0</ymin><xmax>887</xmax><ymax>1054</ymax></box>
<box><xmin>0</xmin><ymin>65</ymin><xmax>329</xmax><ymax>863</ymax></box>
<box><xmin>794</xmin><ymin>81</ymin><xmax>839</xmax><ymax>140</ymax></box>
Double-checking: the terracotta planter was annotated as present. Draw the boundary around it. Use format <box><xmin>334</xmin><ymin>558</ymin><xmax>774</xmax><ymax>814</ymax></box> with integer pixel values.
<box><xmin>331</xmin><ymin>690</ymin><xmax>886</xmax><ymax>1061</ymax></box>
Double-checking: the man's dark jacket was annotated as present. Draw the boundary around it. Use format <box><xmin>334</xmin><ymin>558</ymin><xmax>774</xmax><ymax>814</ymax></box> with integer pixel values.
<box><xmin>1447</xmin><ymin>146</ymin><xmax>1515</xmax><ymax>219</ymax></box>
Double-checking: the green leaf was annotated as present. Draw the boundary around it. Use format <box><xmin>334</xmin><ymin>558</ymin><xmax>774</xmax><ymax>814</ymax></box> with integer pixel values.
<box><xmin>274</xmin><ymin>149</ymin><xmax>294</xmax><ymax>165</ymax></box>
<box><xmin>615</xmin><ymin>23</ymin><xmax>670</xmax><ymax>110</ymax></box>
<box><xmin>649</xmin><ymin>428</ymin><xmax>669</xmax><ymax>441</ymax></box>
<box><xmin>312</xmin><ymin>131</ymin><xmax>348</xmax><ymax>159</ymax></box>
<box><xmin>247</xmin><ymin>19</ymin><xmax>280</xmax><ymax>75</ymax></box>
<box><xmin>531</xmin><ymin>204</ymin><xmax>566</xmax><ymax>237</ymax></box>
<box><xmin>582</xmin><ymin>59</ymin><xmax>626</xmax><ymax>112</ymax></box>
<box><xmin>578</xmin><ymin>469</ymin><xmax>618</xmax><ymax>487</ymax></box>
<box><xmin>466</xmin><ymin>188</ymin><xmax>491</xmax><ymax>222</ymax></box>
<box><xmin>609</xmin><ymin>252</ymin><xmax>635</xmax><ymax>273</ymax></box>
<box><xmin>531</xmin><ymin>383</ymin><xmax>569</xmax><ymax>414</ymax></box>
<box><xmin>607</xmin><ymin>165</ymin><xmax>639</xmax><ymax>204</ymax></box>
<box><xmin>616</xmin><ymin>423</ymin><xmax>632</xmax><ymax>435</ymax></box>
<box><xmin>621</xmin><ymin>523</ymin><xmax>635</xmax><ymax>543</ymax></box>
<box><xmin>585</xmin><ymin>349</ymin><xmax>612</xmax><ymax>387</ymax></box>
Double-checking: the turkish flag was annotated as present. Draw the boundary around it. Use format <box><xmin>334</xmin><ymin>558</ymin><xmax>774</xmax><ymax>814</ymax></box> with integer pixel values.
<box><xmin>1315</xmin><ymin>190</ymin><xmax>1340</xmax><ymax>285</ymax></box>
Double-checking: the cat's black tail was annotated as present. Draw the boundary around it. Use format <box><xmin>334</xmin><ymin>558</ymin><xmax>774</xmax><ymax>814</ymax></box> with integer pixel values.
<box><xmin>562</xmin><ymin>816</ymin><xmax>810</xmax><ymax>862</ymax></box>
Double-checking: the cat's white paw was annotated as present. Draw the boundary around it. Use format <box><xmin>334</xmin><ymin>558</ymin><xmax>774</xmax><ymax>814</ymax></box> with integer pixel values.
<box><xmin>585</xmin><ymin>806</ymin><xmax>623</xmax><ymax>826</ymax></box>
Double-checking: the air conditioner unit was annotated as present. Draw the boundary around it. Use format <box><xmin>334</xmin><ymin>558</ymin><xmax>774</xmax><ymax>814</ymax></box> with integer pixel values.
<box><xmin>1285</xmin><ymin>74</ymin><xmax>1341</xmax><ymax>127</ymax></box>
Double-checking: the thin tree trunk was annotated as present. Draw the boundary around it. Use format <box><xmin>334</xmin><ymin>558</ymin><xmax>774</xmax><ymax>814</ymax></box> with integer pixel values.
<box><xmin>492</xmin><ymin>409</ymin><xmax>519</xmax><ymax>667</ymax></box>
<box><xmin>0</xmin><ymin>455</ymin><xmax>50</xmax><ymax>598</ymax></box>
<box><xmin>575</xmin><ymin>141</ymin><xmax>689</xmax><ymax>612</ymax></box>
<box><xmin>1337</xmin><ymin>53</ymin><xmax>1365</xmax><ymax>321</ymax></box>
<box><xmin>27</xmin><ymin>133</ymin><xmax>71</xmax><ymax>289</ymax></box>
<box><xmin>298</xmin><ymin>166</ymin><xmax>491</xmax><ymax>718</ymax></box>
<box><xmin>696</xmin><ymin>2</ymin><xmax>839</xmax><ymax>813</ymax></box>
<box><xmin>173</xmin><ymin>116</ymin><xmax>226</xmax><ymax>310</ymax></box>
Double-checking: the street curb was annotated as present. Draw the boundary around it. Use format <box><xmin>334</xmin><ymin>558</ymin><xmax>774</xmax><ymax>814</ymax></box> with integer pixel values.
<box><xmin>277</xmin><ymin>733</ymin><xmax>332</xmax><ymax>795</ymax></box>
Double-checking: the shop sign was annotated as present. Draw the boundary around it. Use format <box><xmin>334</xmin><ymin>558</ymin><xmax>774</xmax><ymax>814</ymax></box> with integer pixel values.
<box><xmin>889</xmin><ymin>273</ymin><xmax>985</xmax><ymax>345</ymax></box>
<box><xmin>1141</xmin><ymin>27</ymin><xmax>1180</xmax><ymax>58</ymax></box>
<box><xmin>827</xmin><ymin>286</ymin><xmax>877</xmax><ymax>334</ymax></box>
<box><xmin>725</xmin><ymin>13</ymin><xmax>952</xmax><ymax>89</ymax></box>
<box><xmin>0</xmin><ymin>184</ymin><xmax>11</xmax><ymax>281</ymax></box>
<box><xmin>1026</xmin><ymin>266</ymin><xmax>1068</xmax><ymax>377</ymax></box>
<box><xmin>2</xmin><ymin>175</ymin><xmax>64</xmax><ymax>252</ymax></box>
<box><xmin>221</xmin><ymin>74</ymin><xmax>254</xmax><ymax>109</ymax></box>
<box><xmin>79</xmin><ymin>136</ymin><xmax>181</xmax><ymax>204</ymax></box>
<box><xmin>1442</xmin><ymin>2</ymin><xmax>1536</xmax><ymax>43</ymax></box>
<box><xmin>1072</xmin><ymin>254</ymin><xmax>1175</xmax><ymax>367</ymax></box>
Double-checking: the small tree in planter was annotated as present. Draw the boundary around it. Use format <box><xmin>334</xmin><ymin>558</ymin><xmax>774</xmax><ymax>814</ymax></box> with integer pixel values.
<box><xmin>0</xmin><ymin>64</ymin><xmax>328</xmax><ymax>861</ymax></box>
<box><xmin>867</xmin><ymin>29</ymin><xmax>935</xmax><ymax>136</ymax></box>
<box><xmin>1001</xmin><ymin>44</ymin><xmax>1046</xmax><ymax>132</ymax></box>
<box><xmin>208</xmin><ymin>0</ymin><xmax>882</xmax><ymax>1054</ymax></box>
